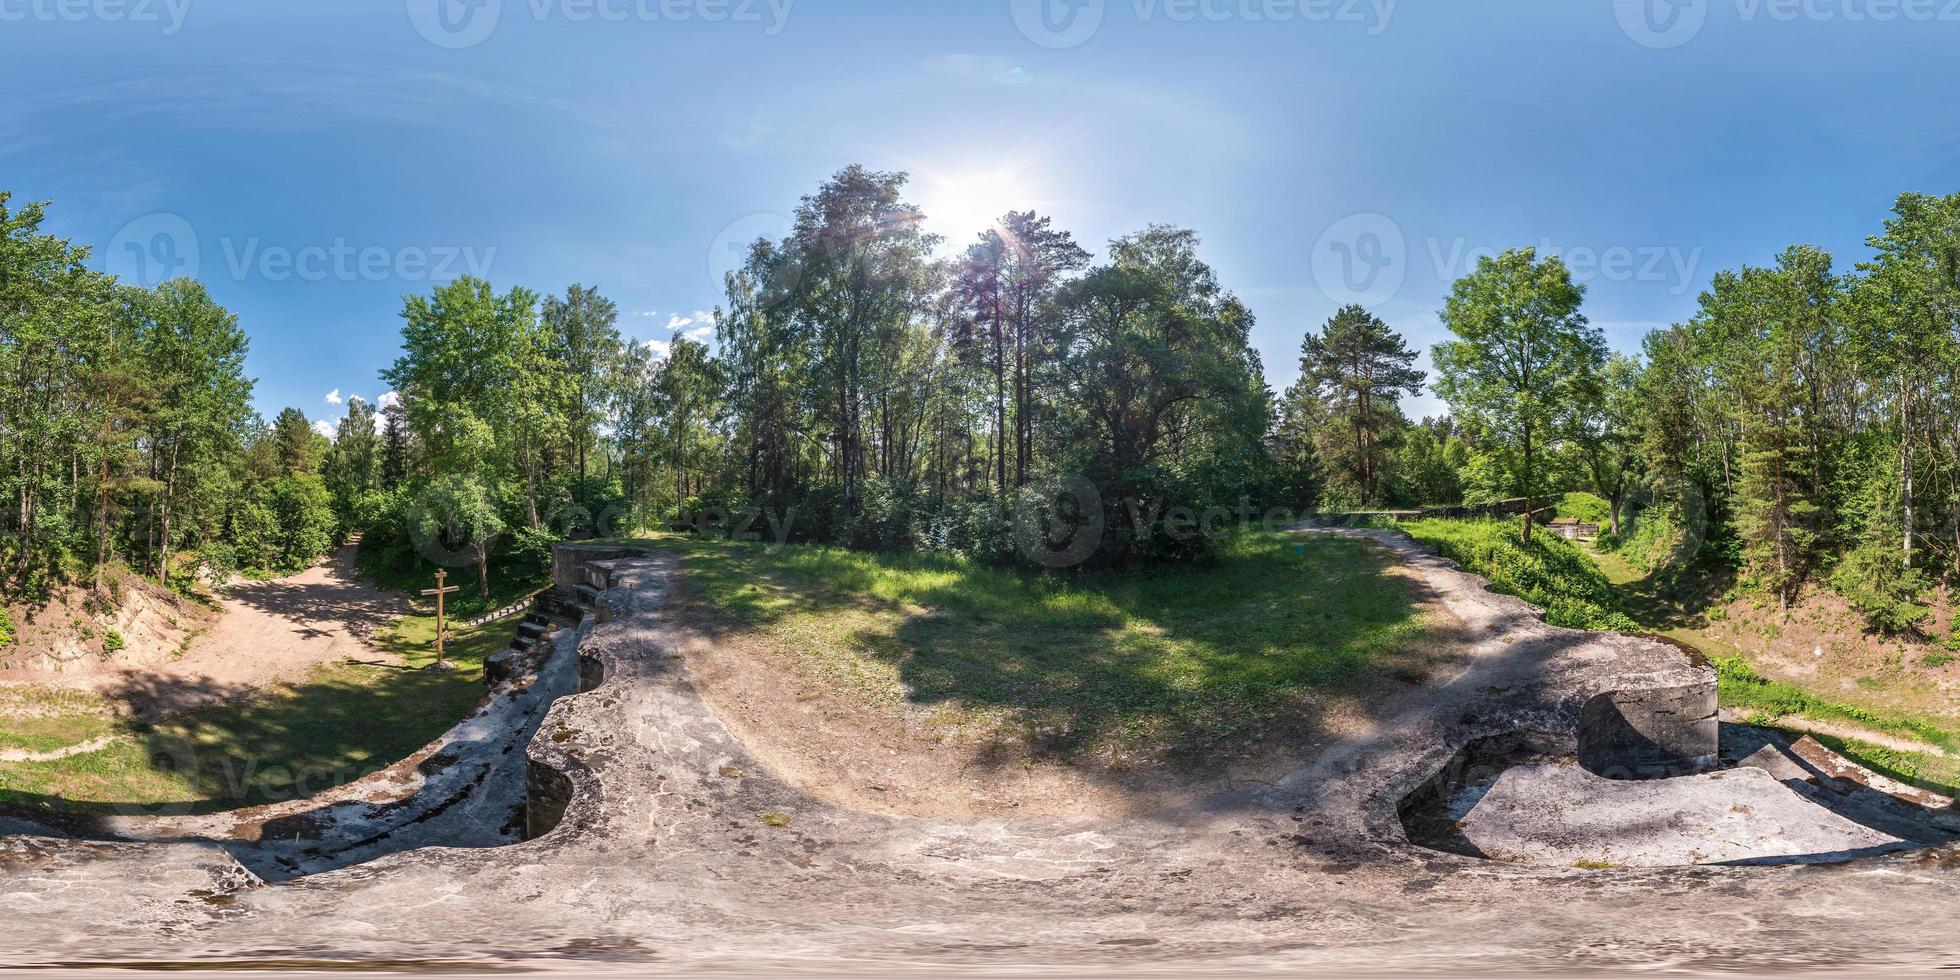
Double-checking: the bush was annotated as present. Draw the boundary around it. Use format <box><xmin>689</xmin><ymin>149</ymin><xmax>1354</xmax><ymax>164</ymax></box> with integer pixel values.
<box><xmin>271</xmin><ymin>474</ymin><xmax>336</xmax><ymax>573</ymax></box>
<box><xmin>1616</xmin><ymin>499</ymin><xmax>1686</xmax><ymax>572</ymax></box>
<box><xmin>1399</xmin><ymin>518</ymin><xmax>1639</xmax><ymax>631</ymax></box>
<box><xmin>0</xmin><ymin>607</ymin><xmax>15</xmax><ymax>647</ymax></box>
<box><xmin>1830</xmin><ymin>538</ymin><xmax>1930</xmax><ymax>633</ymax></box>
<box><xmin>228</xmin><ymin>496</ymin><xmax>283</xmax><ymax>573</ymax></box>
<box><xmin>103</xmin><ymin>628</ymin><xmax>126</xmax><ymax>652</ymax></box>
<box><xmin>505</xmin><ymin>522</ymin><xmax>559</xmax><ymax>581</ymax></box>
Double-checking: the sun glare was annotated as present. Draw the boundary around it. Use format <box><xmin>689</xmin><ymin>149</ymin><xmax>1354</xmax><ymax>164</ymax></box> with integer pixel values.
<box><xmin>917</xmin><ymin>170</ymin><xmax>1032</xmax><ymax>245</ymax></box>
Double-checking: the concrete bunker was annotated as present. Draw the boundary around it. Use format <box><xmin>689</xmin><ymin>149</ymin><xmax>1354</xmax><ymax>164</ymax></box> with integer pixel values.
<box><xmin>1394</xmin><ymin>624</ymin><xmax>1960</xmax><ymax>868</ymax></box>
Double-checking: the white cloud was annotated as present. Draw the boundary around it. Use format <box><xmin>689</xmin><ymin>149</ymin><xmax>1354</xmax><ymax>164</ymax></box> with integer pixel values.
<box><xmin>664</xmin><ymin>310</ymin><xmax>712</xmax><ymax>334</ymax></box>
<box><xmin>377</xmin><ymin>390</ymin><xmax>400</xmax><ymax>410</ymax></box>
<box><xmin>644</xmin><ymin>338</ymin><xmax>672</xmax><ymax>361</ymax></box>
<box><xmin>324</xmin><ymin>388</ymin><xmax>343</xmax><ymax>405</ymax></box>
<box><xmin>311</xmin><ymin>419</ymin><xmax>336</xmax><ymax>441</ymax></box>
<box><xmin>634</xmin><ymin>309</ymin><xmax>662</xmax><ymax>318</ymax></box>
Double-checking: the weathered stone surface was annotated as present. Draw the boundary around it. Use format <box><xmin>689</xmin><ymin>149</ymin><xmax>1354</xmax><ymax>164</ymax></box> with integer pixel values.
<box><xmin>6</xmin><ymin>530</ymin><xmax>1960</xmax><ymax>974</ymax></box>
<box><xmin>1433</xmin><ymin>760</ymin><xmax>1907</xmax><ymax>866</ymax></box>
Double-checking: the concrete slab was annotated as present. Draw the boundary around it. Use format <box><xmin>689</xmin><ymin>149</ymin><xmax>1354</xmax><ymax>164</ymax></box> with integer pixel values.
<box><xmin>1443</xmin><ymin>760</ymin><xmax>1908</xmax><ymax>867</ymax></box>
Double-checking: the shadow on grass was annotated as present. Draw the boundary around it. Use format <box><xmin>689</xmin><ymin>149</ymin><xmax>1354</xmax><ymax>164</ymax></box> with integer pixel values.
<box><xmin>654</xmin><ymin>531</ymin><xmax>1465</xmax><ymax>768</ymax></box>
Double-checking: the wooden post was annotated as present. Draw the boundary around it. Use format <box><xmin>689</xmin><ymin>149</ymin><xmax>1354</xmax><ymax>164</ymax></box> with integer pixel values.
<box><xmin>421</xmin><ymin>569</ymin><xmax>461</xmax><ymax>669</ymax></box>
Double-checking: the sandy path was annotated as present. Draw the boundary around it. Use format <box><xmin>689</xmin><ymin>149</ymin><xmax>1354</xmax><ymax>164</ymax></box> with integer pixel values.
<box><xmin>90</xmin><ymin>545</ymin><xmax>410</xmax><ymax>720</ymax></box>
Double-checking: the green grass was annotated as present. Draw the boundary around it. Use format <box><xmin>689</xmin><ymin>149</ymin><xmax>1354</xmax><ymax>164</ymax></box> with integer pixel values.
<box><xmin>642</xmin><ymin>530</ymin><xmax>1451</xmax><ymax>759</ymax></box>
<box><xmin>1555</xmin><ymin>492</ymin><xmax>1613</xmax><ymax>526</ymax></box>
<box><xmin>1391</xmin><ymin>518</ymin><xmax>1637</xmax><ymax>631</ymax></box>
<box><xmin>0</xmin><ymin>595</ymin><xmax>527</xmax><ymax>813</ymax></box>
<box><xmin>0</xmin><ymin>687</ymin><xmax>120</xmax><ymax>755</ymax></box>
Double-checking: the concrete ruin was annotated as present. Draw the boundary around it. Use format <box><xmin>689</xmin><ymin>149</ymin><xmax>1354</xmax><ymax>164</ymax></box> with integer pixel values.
<box><xmin>6</xmin><ymin>530</ymin><xmax>1960</xmax><ymax>973</ymax></box>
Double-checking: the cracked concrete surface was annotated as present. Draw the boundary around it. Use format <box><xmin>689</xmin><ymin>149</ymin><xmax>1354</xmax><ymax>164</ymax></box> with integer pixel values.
<box><xmin>6</xmin><ymin>527</ymin><xmax>1960</xmax><ymax>974</ymax></box>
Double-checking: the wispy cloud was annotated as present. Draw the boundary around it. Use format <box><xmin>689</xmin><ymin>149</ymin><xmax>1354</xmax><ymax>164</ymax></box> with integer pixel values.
<box><xmin>324</xmin><ymin>388</ymin><xmax>343</xmax><ymax>405</ymax></box>
<box><xmin>666</xmin><ymin>310</ymin><xmax>714</xmax><ymax>342</ymax></box>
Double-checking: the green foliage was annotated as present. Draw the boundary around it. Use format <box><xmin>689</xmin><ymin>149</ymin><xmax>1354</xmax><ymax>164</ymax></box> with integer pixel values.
<box><xmin>1830</xmin><ymin>537</ymin><xmax>1929</xmax><ymax>633</ymax></box>
<box><xmin>0</xmin><ymin>607</ymin><xmax>15</xmax><ymax>647</ymax></box>
<box><xmin>1290</xmin><ymin>304</ymin><xmax>1426</xmax><ymax>504</ymax></box>
<box><xmin>102</xmin><ymin>629</ymin><xmax>125</xmax><ymax>652</ymax></box>
<box><xmin>1556</xmin><ymin>492</ymin><xmax>1612</xmax><ymax>525</ymax></box>
<box><xmin>1433</xmin><ymin>248</ymin><xmax>1605</xmax><ymax>536</ymax></box>
<box><xmin>1399</xmin><ymin>518</ymin><xmax>1638</xmax><ymax>631</ymax></box>
<box><xmin>270</xmin><ymin>474</ymin><xmax>336</xmax><ymax>572</ymax></box>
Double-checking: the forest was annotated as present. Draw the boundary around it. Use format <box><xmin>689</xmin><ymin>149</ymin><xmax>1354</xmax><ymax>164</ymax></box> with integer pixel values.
<box><xmin>4</xmin><ymin>175</ymin><xmax>1960</xmax><ymax>638</ymax></box>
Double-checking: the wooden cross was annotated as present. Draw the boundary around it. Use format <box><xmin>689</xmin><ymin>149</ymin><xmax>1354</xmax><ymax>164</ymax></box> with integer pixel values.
<box><xmin>420</xmin><ymin>568</ymin><xmax>461</xmax><ymax>667</ymax></box>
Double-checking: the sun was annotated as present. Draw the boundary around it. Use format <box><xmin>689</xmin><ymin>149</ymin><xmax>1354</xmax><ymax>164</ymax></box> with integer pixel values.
<box><xmin>916</xmin><ymin>170</ymin><xmax>1033</xmax><ymax>245</ymax></box>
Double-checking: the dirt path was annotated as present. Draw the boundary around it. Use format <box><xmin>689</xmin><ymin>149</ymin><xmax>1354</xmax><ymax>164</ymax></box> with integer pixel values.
<box><xmin>88</xmin><ymin>545</ymin><xmax>409</xmax><ymax>720</ymax></box>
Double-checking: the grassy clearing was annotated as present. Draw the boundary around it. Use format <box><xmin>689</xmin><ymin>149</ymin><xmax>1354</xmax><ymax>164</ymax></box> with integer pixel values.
<box><xmin>1391</xmin><ymin>518</ymin><xmax>1636</xmax><ymax>631</ymax></box>
<box><xmin>0</xmin><ymin>592</ymin><xmax>528</xmax><ymax>813</ymax></box>
<box><xmin>0</xmin><ymin>687</ymin><xmax>120</xmax><ymax>754</ymax></box>
<box><xmin>642</xmin><ymin>529</ymin><xmax>1452</xmax><ymax>760</ymax></box>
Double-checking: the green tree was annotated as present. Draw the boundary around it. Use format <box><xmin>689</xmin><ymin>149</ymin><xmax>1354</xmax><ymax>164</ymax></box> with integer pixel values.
<box><xmin>542</xmin><ymin>283</ymin><xmax>621</xmax><ymax>485</ymax></box>
<box><xmin>324</xmin><ymin>396</ymin><xmax>381</xmax><ymax>527</ymax></box>
<box><xmin>1296</xmin><ymin>304</ymin><xmax>1426</xmax><ymax>504</ymax></box>
<box><xmin>1569</xmin><ymin>354</ymin><xmax>1645</xmax><ymax>537</ymax></box>
<box><xmin>1055</xmin><ymin>226</ymin><xmax>1272</xmax><ymax>561</ymax></box>
<box><xmin>1433</xmin><ymin>248</ymin><xmax>1602</xmax><ymax>544</ymax></box>
<box><xmin>415</xmin><ymin>474</ymin><xmax>504</xmax><ymax>600</ymax></box>
<box><xmin>270</xmin><ymin>406</ymin><xmax>327</xmax><ymax>475</ymax></box>
<box><xmin>137</xmin><ymin>279</ymin><xmax>255</xmax><ymax>581</ymax></box>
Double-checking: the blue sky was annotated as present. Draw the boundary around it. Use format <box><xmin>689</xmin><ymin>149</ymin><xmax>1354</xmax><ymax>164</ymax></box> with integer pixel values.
<box><xmin>4</xmin><ymin>0</ymin><xmax>1957</xmax><ymax>430</ymax></box>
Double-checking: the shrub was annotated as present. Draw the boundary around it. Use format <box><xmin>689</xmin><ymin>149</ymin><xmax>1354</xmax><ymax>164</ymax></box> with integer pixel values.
<box><xmin>1830</xmin><ymin>538</ymin><xmax>1930</xmax><ymax>633</ymax></box>
<box><xmin>0</xmin><ymin>607</ymin><xmax>15</xmax><ymax>647</ymax></box>
<box><xmin>1399</xmin><ymin>518</ymin><xmax>1638</xmax><ymax>631</ymax></box>
<box><xmin>103</xmin><ymin>628</ymin><xmax>126</xmax><ymax>652</ymax></box>
<box><xmin>271</xmin><ymin>474</ymin><xmax>337</xmax><ymax>572</ymax></box>
<box><xmin>1616</xmin><ymin>500</ymin><xmax>1686</xmax><ymax>572</ymax></box>
<box><xmin>228</xmin><ymin>496</ymin><xmax>283</xmax><ymax>573</ymax></box>
<box><xmin>505</xmin><ymin>522</ymin><xmax>559</xmax><ymax>580</ymax></box>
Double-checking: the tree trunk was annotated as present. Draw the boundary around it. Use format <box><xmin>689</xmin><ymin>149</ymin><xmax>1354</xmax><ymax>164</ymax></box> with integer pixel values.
<box><xmin>1519</xmin><ymin>422</ymin><xmax>1534</xmax><ymax>546</ymax></box>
